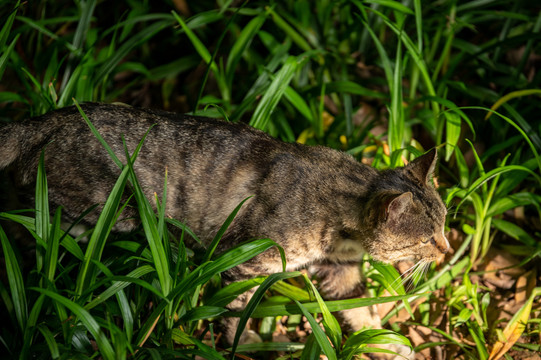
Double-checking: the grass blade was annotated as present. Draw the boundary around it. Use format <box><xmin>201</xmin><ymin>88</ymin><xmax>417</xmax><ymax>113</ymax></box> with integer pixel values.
<box><xmin>31</xmin><ymin>288</ymin><xmax>115</xmax><ymax>360</ymax></box>
<box><xmin>370</xmin><ymin>261</ymin><xmax>413</xmax><ymax>316</ymax></box>
<box><xmin>301</xmin><ymin>274</ymin><xmax>342</xmax><ymax>349</ymax></box>
<box><xmin>75</xmin><ymin>101</ymin><xmax>122</xmax><ymax>167</ymax></box>
<box><xmin>485</xmin><ymin>89</ymin><xmax>541</xmax><ymax>120</ymax></box>
<box><xmin>284</xmin><ymin>85</ymin><xmax>314</xmax><ymax>123</ymax></box>
<box><xmin>225</xmin><ymin>12</ymin><xmax>268</xmax><ymax>89</ymax></box>
<box><xmin>294</xmin><ymin>299</ymin><xmax>337</xmax><ymax>360</ymax></box>
<box><xmin>239</xmin><ymin>293</ymin><xmax>420</xmax><ymax>318</ymax></box>
<box><xmin>231</xmin><ymin>272</ymin><xmax>302</xmax><ymax>357</ymax></box>
<box><xmin>94</xmin><ymin>19</ymin><xmax>173</xmax><ymax>85</ymax></box>
<box><xmin>206</xmin><ymin>277</ymin><xmax>266</xmax><ymax>307</ymax></box>
<box><xmin>172</xmin><ymin>11</ymin><xmax>228</xmax><ymax>105</ymax></box>
<box><xmin>323</xmin><ymin>81</ymin><xmax>386</xmax><ymax>98</ymax></box>
<box><xmin>301</xmin><ymin>334</ymin><xmax>320</xmax><ymax>360</ymax></box>
<box><xmin>74</xmin><ymin>164</ymin><xmax>131</xmax><ymax>297</ymax></box>
<box><xmin>389</xmin><ymin>35</ymin><xmax>404</xmax><ymax>155</ymax></box>
<box><xmin>0</xmin><ymin>212</ymin><xmax>84</xmax><ymax>260</ymax></box>
<box><xmin>124</xmin><ymin>143</ymin><xmax>172</xmax><ymax>297</ymax></box>
<box><xmin>44</xmin><ymin>207</ymin><xmax>62</xmax><ymax>284</ymax></box>
<box><xmin>172</xmin><ymin>11</ymin><xmax>217</xmax><ymax>75</ymax></box>
<box><xmin>250</xmin><ymin>56</ymin><xmax>298</xmax><ymax>131</ymax></box>
<box><xmin>180</xmin><ymin>306</ymin><xmax>228</xmax><ymax>322</ymax></box>
<box><xmin>85</xmin><ymin>265</ymin><xmax>156</xmax><ymax>310</ymax></box>
<box><xmin>455</xmin><ymin>165</ymin><xmax>541</xmax><ymax>215</ymax></box>
<box><xmin>59</xmin><ymin>0</ymin><xmax>96</xmax><ymax>92</ymax></box>
<box><xmin>266</xmin><ymin>6</ymin><xmax>311</xmax><ymax>52</ymax></box>
<box><xmin>115</xmin><ymin>288</ymin><xmax>134</xmax><ymax>342</ymax></box>
<box><xmin>463</xmin><ymin>106</ymin><xmax>541</xmax><ymax>173</ymax></box>
<box><xmin>0</xmin><ymin>0</ymin><xmax>19</xmax><ymax>49</ymax></box>
<box><xmin>19</xmin><ymin>294</ymin><xmax>45</xmax><ymax>358</ymax></box>
<box><xmin>0</xmin><ymin>34</ymin><xmax>19</xmax><ymax>82</ymax></box>
<box><xmin>35</xmin><ymin>149</ymin><xmax>50</xmax><ymax>273</ymax></box>
<box><xmin>343</xmin><ymin>329</ymin><xmax>412</xmax><ymax>358</ymax></box>
<box><xmin>16</xmin><ymin>16</ymin><xmax>77</xmax><ymax>52</ymax></box>
<box><xmin>491</xmin><ymin>218</ymin><xmax>537</xmax><ymax>247</ymax></box>
<box><xmin>203</xmin><ymin>196</ymin><xmax>252</xmax><ymax>262</ymax></box>
<box><xmin>365</xmin><ymin>0</ymin><xmax>414</xmax><ymax>15</ymax></box>
<box><xmin>271</xmin><ymin>279</ymin><xmax>312</xmax><ymax>302</ymax></box>
<box><xmin>136</xmin><ymin>238</ymin><xmax>284</xmax><ymax>346</ymax></box>
<box><xmin>0</xmin><ymin>226</ymin><xmax>27</xmax><ymax>331</ymax></box>
<box><xmin>445</xmin><ymin>111</ymin><xmax>461</xmax><ymax>161</ymax></box>
<box><xmin>171</xmin><ymin>329</ymin><xmax>227</xmax><ymax>360</ymax></box>
<box><xmin>37</xmin><ymin>324</ymin><xmax>60</xmax><ymax>359</ymax></box>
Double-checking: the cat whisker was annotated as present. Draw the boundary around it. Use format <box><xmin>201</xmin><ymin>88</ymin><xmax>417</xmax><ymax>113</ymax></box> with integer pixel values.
<box><xmin>417</xmin><ymin>260</ymin><xmax>431</xmax><ymax>286</ymax></box>
<box><xmin>391</xmin><ymin>260</ymin><xmax>427</xmax><ymax>292</ymax></box>
<box><xmin>403</xmin><ymin>259</ymin><xmax>431</xmax><ymax>292</ymax></box>
<box><xmin>403</xmin><ymin>263</ymin><xmax>421</xmax><ymax>292</ymax></box>
<box><xmin>390</xmin><ymin>262</ymin><xmax>418</xmax><ymax>289</ymax></box>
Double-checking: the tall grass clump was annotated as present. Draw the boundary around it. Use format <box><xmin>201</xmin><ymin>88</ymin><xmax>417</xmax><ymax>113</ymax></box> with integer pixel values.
<box><xmin>0</xmin><ymin>0</ymin><xmax>540</xmax><ymax>359</ymax></box>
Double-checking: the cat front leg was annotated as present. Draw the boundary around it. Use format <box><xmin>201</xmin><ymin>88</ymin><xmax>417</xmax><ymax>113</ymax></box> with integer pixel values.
<box><xmin>220</xmin><ymin>284</ymin><xmax>263</xmax><ymax>346</ymax></box>
<box><xmin>308</xmin><ymin>261</ymin><xmax>415</xmax><ymax>360</ymax></box>
<box><xmin>308</xmin><ymin>261</ymin><xmax>381</xmax><ymax>329</ymax></box>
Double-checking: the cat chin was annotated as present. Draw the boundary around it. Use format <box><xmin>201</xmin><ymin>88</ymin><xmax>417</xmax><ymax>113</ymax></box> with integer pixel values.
<box><xmin>327</xmin><ymin>238</ymin><xmax>366</xmax><ymax>262</ymax></box>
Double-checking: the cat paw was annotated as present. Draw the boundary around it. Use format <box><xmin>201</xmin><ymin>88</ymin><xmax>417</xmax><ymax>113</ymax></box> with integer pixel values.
<box><xmin>238</xmin><ymin>329</ymin><xmax>263</xmax><ymax>345</ymax></box>
<box><xmin>367</xmin><ymin>343</ymin><xmax>415</xmax><ymax>360</ymax></box>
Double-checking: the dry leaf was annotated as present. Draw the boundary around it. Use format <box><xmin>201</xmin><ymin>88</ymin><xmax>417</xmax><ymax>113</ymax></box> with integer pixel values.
<box><xmin>488</xmin><ymin>270</ymin><xmax>539</xmax><ymax>360</ymax></box>
<box><xmin>482</xmin><ymin>249</ymin><xmax>524</xmax><ymax>289</ymax></box>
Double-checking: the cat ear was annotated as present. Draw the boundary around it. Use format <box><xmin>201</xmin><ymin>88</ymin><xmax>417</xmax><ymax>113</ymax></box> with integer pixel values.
<box><xmin>407</xmin><ymin>148</ymin><xmax>437</xmax><ymax>185</ymax></box>
<box><xmin>386</xmin><ymin>192</ymin><xmax>413</xmax><ymax>221</ymax></box>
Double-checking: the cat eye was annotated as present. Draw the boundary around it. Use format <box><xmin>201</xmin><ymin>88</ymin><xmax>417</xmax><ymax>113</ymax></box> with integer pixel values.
<box><xmin>422</xmin><ymin>237</ymin><xmax>434</xmax><ymax>244</ymax></box>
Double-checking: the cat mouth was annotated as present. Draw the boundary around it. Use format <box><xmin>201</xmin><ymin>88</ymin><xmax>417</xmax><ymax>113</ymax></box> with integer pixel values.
<box><xmin>395</xmin><ymin>254</ymin><xmax>439</xmax><ymax>264</ymax></box>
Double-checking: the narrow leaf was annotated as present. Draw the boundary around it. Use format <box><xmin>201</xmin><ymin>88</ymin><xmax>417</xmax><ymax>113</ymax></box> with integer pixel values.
<box><xmin>204</xmin><ymin>196</ymin><xmax>252</xmax><ymax>262</ymax></box>
<box><xmin>445</xmin><ymin>112</ymin><xmax>461</xmax><ymax>161</ymax></box>
<box><xmin>0</xmin><ymin>226</ymin><xmax>27</xmax><ymax>331</ymax></box>
<box><xmin>225</xmin><ymin>12</ymin><xmax>267</xmax><ymax>88</ymax></box>
<box><xmin>294</xmin><ymin>299</ymin><xmax>337</xmax><ymax>360</ymax></box>
<box><xmin>31</xmin><ymin>288</ymin><xmax>115</xmax><ymax>360</ymax></box>
<box><xmin>232</xmin><ymin>294</ymin><xmax>420</xmax><ymax>318</ymax></box>
<box><xmin>37</xmin><ymin>324</ymin><xmax>60</xmax><ymax>359</ymax></box>
<box><xmin>485</xmin><ymin>89</ymin><xmax>541</xmax><ymax>120</ymax></box>
<box><xmin>250</xmin><ymin>56</ymin><xmax>298</xmax><ymax>130</ymax></box>
<box><xmin>231</xmin><ymin>272</ymin><xmax>302</xmax><ymax>357</ymax></box>
<box><xmin>300</xmin><ymin>274</ymin><xmax>342</xmax><ymax>348</ymax></box>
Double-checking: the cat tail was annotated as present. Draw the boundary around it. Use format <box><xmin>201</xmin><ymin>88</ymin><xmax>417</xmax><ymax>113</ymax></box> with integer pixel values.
<box><xmin>0</xmin><ymin>123</ymin><xmax>23</xmax><ymax>170</ymax></box>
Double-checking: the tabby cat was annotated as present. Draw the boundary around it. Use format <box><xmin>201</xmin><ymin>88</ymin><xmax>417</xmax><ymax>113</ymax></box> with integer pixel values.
<box><xmin>0</xmin><ymin>103</ymin><xmax>449</xmax><ymax>357</ymax></box>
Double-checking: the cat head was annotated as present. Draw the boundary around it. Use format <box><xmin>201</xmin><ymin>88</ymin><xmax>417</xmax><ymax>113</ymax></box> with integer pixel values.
<box><xmin>363</xmin><ymin>149</ymin><xmax>449</xmax><ymax>264</ymax></box>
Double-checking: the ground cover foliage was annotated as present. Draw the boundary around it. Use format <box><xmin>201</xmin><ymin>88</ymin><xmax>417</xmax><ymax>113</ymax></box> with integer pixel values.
<box><xmin>0</xmin><ymin>0</ymin><xmax>540</xmax><ymax>359</ymax></box>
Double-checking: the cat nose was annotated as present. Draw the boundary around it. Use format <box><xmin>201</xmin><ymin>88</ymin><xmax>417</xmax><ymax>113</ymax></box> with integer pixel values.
<box><xmin>438</xmin><ymin>241</ymin><xmax>449</xmax><ymax>254</ymax></box>
<box><xmin>436</xmin><ymin>232</ymin><xmax>450</xmax><ymax>254</ymax></box>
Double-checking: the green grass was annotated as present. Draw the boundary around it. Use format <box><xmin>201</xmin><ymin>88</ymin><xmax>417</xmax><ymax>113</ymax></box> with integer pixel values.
<box><xmin>1</xmin><ymin>0</ymin><xmax>540</xmax><ymax>359</ymax></box>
